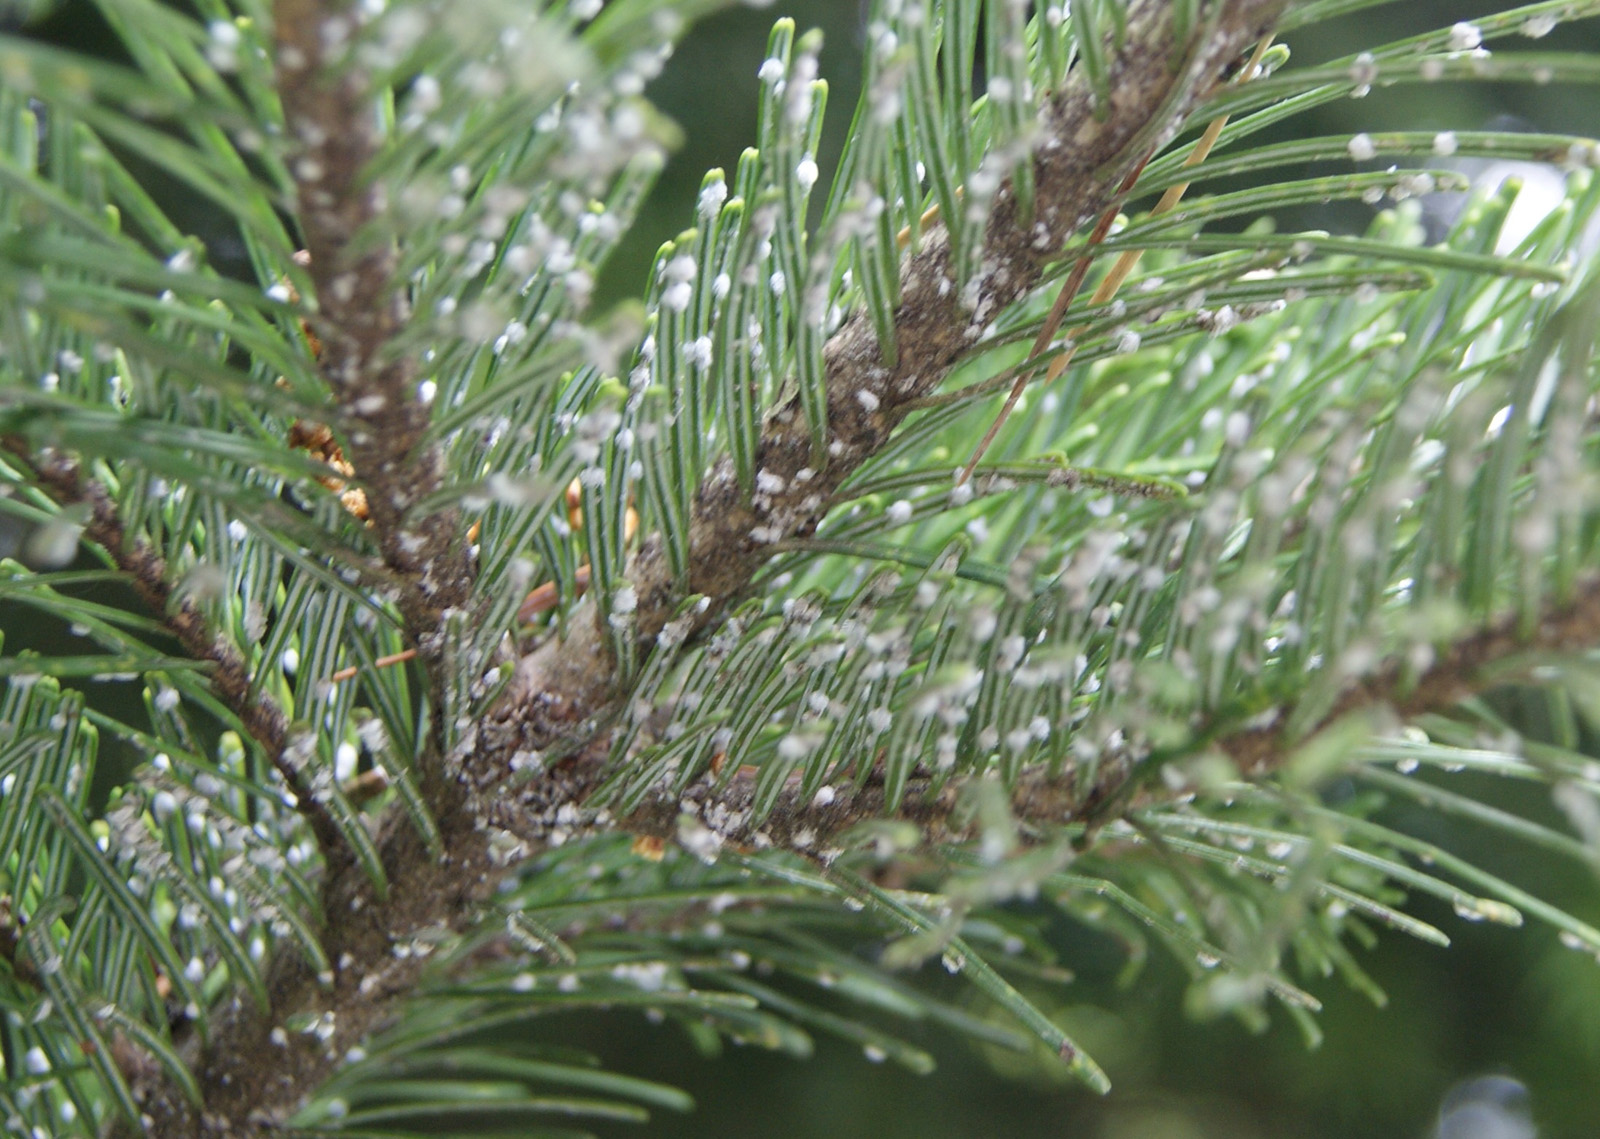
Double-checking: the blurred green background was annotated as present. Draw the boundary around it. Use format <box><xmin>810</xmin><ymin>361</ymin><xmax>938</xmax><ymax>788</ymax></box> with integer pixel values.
<box><xmin>7</xmin><ymin>1</ymin><xmax>1600</xmax><ymax>1136</ymax></box>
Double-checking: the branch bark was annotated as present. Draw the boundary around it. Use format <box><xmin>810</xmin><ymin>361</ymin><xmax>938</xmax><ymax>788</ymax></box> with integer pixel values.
<box><xmin>273</xmin><ymin>0</ymin><xmax>474</xmax><ymax>632</ymax></box>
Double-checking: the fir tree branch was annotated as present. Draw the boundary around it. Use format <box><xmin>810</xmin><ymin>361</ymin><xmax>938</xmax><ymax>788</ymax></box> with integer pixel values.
<box><xmin>0</xmin><ymin>439</ymin><xmax>348</xmax><ymax>864</ymax></box>
<box><xmin>1220</xmin><ymin>573</ymin><xmax>1600</xmax><ymax>777</ymax></box>
<box><xmin>109</xmin><ymin>2</ymin><xmax>1296</xmax><ymax>1133</ymax></box>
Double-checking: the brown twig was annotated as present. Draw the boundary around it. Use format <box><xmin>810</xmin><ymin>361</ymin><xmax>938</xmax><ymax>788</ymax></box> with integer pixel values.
<box><xmin>328</xmin><ymin>648</ymin><xmax>417</xmax><ymax>685</ymax></box>
<box><xmin>959</xmin><ymin>34</ymin><xmax>1277</xmax><ymax>482</ymax></box>
<box><xmin>959</xmin><ymin>158</ymin><xmax>1150</xmax><ymax>482</ymax></box>
<box><xmin>272</xmin><ymin>0</ymin><xmax>473</xmax><ymax>635</ymax></box>
<box><xmin>0</xmin><ymin>440</ymin><xmax>349</xmax><ymax>865</ymax></box>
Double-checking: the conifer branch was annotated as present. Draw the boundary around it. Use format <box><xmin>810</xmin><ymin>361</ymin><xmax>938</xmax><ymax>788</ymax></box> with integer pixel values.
<box><xmin>104</xmin><ymin>3</ymin><xmax>1293</xmax><ymax>1133</ymax></box>
<box><xmin>0</xmin><ymin>0</ymin><xmax>1593</xmax><ymax>1133</ymax></box>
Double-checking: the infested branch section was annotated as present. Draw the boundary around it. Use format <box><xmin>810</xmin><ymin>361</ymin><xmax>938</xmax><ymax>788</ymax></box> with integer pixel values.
<box><xmin>486</xmin><ymin>0</ymin><xmax>1290</xmax><ymax>764</ymax></box>
<box><xmin>118</xmin><ymin>2</ymin><xmax>1298</xmax><ymax>1135</ymax></box>
<box><xmin>75</xmin><ymin>0</ymin><xmax>1600</xmax><ymax>1131</ymax></box>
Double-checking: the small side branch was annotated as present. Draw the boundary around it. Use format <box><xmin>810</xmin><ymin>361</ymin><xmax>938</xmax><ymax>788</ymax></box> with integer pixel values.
<box><xmin>616</xmin><ymin>576</ymin><xmax>1600</xmax><ymax>858</ymax></box>
<box><xmin>2</xmin><ymin>441</ymin><xmax>348</xmax><ymax>863</ymax></box>
<box><xmin>1220</xmin><ymin>574</ymin><xmax>1600</xmax><ymax>776</ymax></box>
